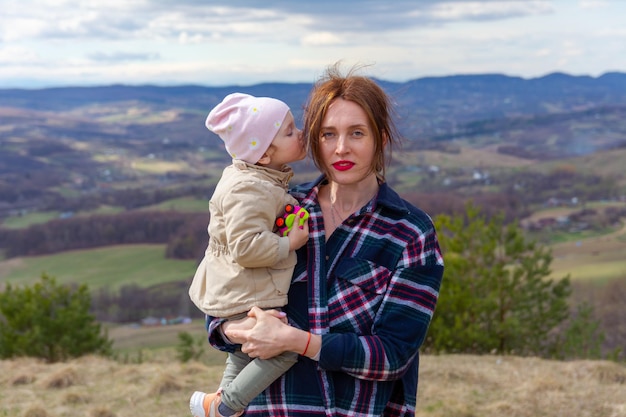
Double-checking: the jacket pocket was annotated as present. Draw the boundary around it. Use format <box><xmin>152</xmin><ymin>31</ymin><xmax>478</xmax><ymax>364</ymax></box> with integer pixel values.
<box><xmin>267</xmin><ymin>251</ymin><xmax>297</xmax><ymax>296</ymax></box>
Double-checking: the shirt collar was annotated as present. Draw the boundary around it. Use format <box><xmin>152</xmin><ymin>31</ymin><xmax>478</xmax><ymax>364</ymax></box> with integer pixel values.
<box><xmin>295</xmin><ymin>175</ymin><xmax>409</xmax><ymax>215</ymax></box>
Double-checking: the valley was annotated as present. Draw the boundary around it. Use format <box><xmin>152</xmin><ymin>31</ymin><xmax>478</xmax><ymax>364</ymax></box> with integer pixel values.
<box><xmin>0</xmin><ymin>73</ymin><xmax>625</xmax><ymax>361</ymax></box>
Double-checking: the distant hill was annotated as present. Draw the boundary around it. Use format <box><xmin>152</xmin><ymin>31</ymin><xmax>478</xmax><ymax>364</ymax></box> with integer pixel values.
<box><xmin>1</xmin><ymin>71</ymin><xmax>625</xmax><ymax>221</ymax></box>
<box><xmin>2</xmin><ymin>71</ymin><xmax>626</xmax><ymax>145</ymax></box>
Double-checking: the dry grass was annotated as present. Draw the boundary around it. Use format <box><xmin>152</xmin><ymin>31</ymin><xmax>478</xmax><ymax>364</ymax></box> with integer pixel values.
<box><xmin>1</xmin><ymin>354</ymin><xmax>624</xmax><ymax>417</ymax></box>
<box><xmin>0</xmin><ymin>354</ymin><xmax>224</xmax><ymax>417</ymax></box>
<box><xmin>418</xmin><ymin>355</ymin><xmax>626</xmax><ymax>417</ymax></box>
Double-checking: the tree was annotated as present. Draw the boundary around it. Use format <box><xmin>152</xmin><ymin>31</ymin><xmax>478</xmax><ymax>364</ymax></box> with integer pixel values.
<box><xmin>0</xmin><ymin>274</ymin><xmax>112</xmax><ymax>362</ymax></box>
<box><xmin>176</xmin><ymin>331</ymin><xmax>205</xmax><ymax>363</ymax></box>
<box><xmin>555</xmin><ymin>302</ymin><xmax>604</xmax><ymax>360</ymax></box>
<box><xmin>426</xmin><ymin>203</ymin><xmax>574</xmax><ymax>357</ymax></box>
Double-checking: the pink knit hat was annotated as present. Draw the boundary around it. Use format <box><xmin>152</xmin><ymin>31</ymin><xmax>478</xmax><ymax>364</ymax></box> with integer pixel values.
<box><xmin>206</xmin><ymin>93</ymin><xmax>290</xmax><ymax>164</ymax></box>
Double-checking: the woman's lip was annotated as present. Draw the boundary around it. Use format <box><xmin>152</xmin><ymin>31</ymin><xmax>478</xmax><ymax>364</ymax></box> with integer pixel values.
<box><xmin>332</xmin><ymin>161</ymin><xmax>355</xmax><ymax>171</ymax></box>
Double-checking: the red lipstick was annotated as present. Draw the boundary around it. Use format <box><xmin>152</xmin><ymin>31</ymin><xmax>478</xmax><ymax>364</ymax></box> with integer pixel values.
<box><xmin>332</xmin><ymin>161</ymin><xmax>355</xmax><ymax>171</ymax></box>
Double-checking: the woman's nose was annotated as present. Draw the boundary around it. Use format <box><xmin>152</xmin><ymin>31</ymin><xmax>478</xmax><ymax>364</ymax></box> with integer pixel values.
<box><xmin>335</xmin><ymin>136</ymin><xmax>347</xmax><ymax>154</ymax></box>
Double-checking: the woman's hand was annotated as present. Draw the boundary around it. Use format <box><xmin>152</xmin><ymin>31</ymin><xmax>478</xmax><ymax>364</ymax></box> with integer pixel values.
<box><xmin>227</xmin><ymin>306</ymin><xmax>292</xmax><ymax>359</ymax></box>
<box><xmin>222</xmin><ymin>308</ymin><xmax>287</xmax><ymax>345</ymax></box>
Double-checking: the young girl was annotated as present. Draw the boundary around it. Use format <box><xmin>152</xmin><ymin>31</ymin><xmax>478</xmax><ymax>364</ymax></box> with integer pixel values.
<box><xmin>188</xmin><ymin>92</ymin><xmax>309</xmax><ymax>417</ymax></box>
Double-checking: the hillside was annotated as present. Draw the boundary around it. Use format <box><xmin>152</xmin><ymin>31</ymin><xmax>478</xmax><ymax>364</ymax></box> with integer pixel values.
<box><xmin>1</xmin><ymin>353</ymin><xmax>624</xmax><ymax>417</ymax></box>
<box><xmin>1</xmin><ymin>72</ymin><xmax>626</xmax><ymax>363</ymax></box>
<box><xmin>1</xmin><ymin>72</ymin><xmax>626</xmax><ymax>222</ymax></box>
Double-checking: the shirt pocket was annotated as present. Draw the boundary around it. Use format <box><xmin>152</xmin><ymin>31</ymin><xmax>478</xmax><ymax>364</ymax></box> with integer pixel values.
<box><xmin>334</xmin><ymin>257</ymin><xmax>391</xmax><ymax>295</ymax></box>
<box><xmin>330</xmin><ymin>258</ymin><xmax>392</xmax><ymax>333</ymax></box>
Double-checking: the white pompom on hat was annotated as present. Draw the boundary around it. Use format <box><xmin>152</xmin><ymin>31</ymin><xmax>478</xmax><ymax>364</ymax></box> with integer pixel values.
<box><xmin>206</xmin><ymin>92</ymin><xmax>290</xmax><ymax>164</ymax></box>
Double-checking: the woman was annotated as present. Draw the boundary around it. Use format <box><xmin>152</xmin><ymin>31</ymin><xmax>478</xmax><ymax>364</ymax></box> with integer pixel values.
<box><xmin>208</xmin><ymin>64</ymin><xmax>444</xmax><ymax>417</ymax></box>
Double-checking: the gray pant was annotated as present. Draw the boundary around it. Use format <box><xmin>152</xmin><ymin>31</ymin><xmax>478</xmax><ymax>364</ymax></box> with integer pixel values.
<box><xmin>219</xmin><ymin>347</ymin><xmax>298</xmax><ymax>412</ymax></box>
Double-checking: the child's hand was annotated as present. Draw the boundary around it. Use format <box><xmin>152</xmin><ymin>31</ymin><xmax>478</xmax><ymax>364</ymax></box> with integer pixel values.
<box><xmin>275</xmin><ymin>204</ymin><xmax>310</xmax><ymax>251</ymax></box>
<box><xmin>275</xmin><ymin>204</ymin><xmax>309</xmax><ymax>237</ymax></box>
<box><xmin>288</xmin><ymin>220</ymin><xmax>309</xmax><ymax>251</ymax></box>
<box><xmin>222</xmin><ymin>315</ymin><xmax>257</xmax><ymax>344</ymax></box>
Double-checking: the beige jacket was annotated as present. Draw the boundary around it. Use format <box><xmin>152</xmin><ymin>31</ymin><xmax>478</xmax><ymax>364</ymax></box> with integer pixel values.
<box><xmin>189</xmin><ymin>160</ymin><xmax>299</xmax><ymax>317</ymax></box>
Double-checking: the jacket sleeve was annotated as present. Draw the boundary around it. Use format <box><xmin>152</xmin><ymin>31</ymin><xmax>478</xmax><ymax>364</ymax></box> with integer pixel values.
<box><xmin>206</xmin><ymin>316</ymin><xmax>237</xmax><ymax>353</ymax></box>
<box><xmin>221</xmin><ymin>180</ymin><xmax>291</xmax><ymax>268</ymax></box>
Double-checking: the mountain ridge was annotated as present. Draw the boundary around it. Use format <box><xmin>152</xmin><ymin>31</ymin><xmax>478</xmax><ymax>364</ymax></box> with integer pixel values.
<box><xmin>2</xmin><ymin>71</ymin><xmax>625</xmax><ymax>113</ymax></box>
<box><xmin>1</xmin><ymin>71</ymin><xmax>625</xmax><ymax>222</ymax></box>
<box><xmin>2</xmin><ymin>71</ymin><xmax>626</xmax><ymax>152</ymax></box>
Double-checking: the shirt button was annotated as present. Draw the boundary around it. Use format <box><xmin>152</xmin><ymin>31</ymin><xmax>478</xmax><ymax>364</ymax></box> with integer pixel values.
<box><xmin>325</xmin><ymin>255</ymin><xmax>329</xmax><ymax>261</ymax></box>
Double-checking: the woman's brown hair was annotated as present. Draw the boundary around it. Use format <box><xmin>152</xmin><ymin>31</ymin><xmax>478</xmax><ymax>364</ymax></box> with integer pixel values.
<box><xmin>303</xmin><ymin>63</ymin><xmax>399</xmax><ymax>182</ymax></box>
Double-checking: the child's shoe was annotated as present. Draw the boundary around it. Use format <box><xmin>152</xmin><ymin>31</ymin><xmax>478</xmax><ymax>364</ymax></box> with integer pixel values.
<box><xmin>189</xmin><ymin>390</ymin><xmax>243</xmax><ymax>417</ymax></box>
<box><xmin>189</xmin><ymin>391</ymin><xmax>219</xmax><ymax>417</ymax></box>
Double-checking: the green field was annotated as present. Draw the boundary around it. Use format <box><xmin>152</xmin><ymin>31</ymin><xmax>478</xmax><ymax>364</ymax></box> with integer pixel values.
<box><xmin>0</xmin><ymin>242</ymin><xmax>213</xmax><ymax>361</ymax></box>
<box><xmin>548</xmin><ymin>222</ymin><xmax>626</xmax><ymax>284</ymax></box>
<box><xmin>517</xmin><ymin>202</ymin><xmax>626</xmax><ymax>284</ymax></box>
<box><xmin>0</xmin><ymin>244</ymin><xmax>197</xmax><ymax>290</ymax></box>
<box><xmin>1</xmin><ymin>211</ymin><xmax>61</xmax><ymax>229</ymax></box>
<box><xmin>0</xmin><ymin>198</ymin><xmax>208</xmax><ymax>231</ymax></box>
<box><xmin>139</xmin><ymin>196</ymin><xmax>209</xmax><ymax>212</ymax></box>
<box><xmin>1</xmin><ymin>217</ymin><xmax>624</xmax><ymax>291</ymax></box>
<box><xmin>1</xmin><ymin>205</ymin><xmax>125</xmax><ymax>229</ymax></box>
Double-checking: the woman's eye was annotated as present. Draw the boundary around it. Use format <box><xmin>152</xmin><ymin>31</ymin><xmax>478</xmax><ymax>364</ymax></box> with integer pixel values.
<box><xmin>353</xmin><ymin>130</ymin><xmax>364</xmax><ymax>137</ymax></box>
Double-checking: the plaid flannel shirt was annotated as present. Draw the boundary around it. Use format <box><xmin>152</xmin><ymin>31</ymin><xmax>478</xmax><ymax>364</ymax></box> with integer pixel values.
<box><xmin>207</xmin><ymin>176</ymin><xmax>444</xmax><ymax>417</ymax></box>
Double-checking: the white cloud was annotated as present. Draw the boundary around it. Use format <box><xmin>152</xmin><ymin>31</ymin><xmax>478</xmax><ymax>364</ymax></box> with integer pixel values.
<box><xmin>561</xmin><ymin>41</ymin><xmax>584</xmax><ymax>58</ymax></box>
<box><xmin>536</xmin><ymin>48</ymin><xmax>552</xmax><ymax>57</ymax></box>
<box><xmin>178</xmin><ymin>32</ymin><xmax>207</xmax><ymax>44</ymax></box>
<box><xmin>579</xmin><ymin>0</ymin><xmax>610</xmax><ymax>9</ymax></box>
<box><xmin>88</xmin><ymin>52</ymin><xmax>160</xmax><ymax>63</ymax></box>
<box><xmin>0</xmin><ymin>18</ymin><xmax>48</xmax><ymax>42</ymax></box>
<box><xmin>428</xmin><ymin>1</ymin><xmax>553</xmax><ymax>21</ymax></box>
<box><xmin>0</xmin><ymin>46</ymin><xmax>41</xmax><ymax>65</ymax></box>
<box><xmin>0</xmin><ymin>0</ymin><xmax>625</xmax><ymax>87</ymax></box>
<box><xmin>301</xmin><ymin>32</ymin><xmax>343</xmax><ymax>47</ymax></box>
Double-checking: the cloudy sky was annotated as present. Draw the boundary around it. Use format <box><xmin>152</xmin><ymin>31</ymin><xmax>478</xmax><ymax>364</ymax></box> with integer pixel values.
<box><xmin>1</xmin><ymin>0</ymin><xmax>624</xmax><ymax>88</ymax></box>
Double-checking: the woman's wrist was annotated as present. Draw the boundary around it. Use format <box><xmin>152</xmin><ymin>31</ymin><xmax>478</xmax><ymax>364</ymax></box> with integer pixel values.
<box><xmin>296</xmin><ymin>329</ymin><xmax>321</xmax><ymax>360</ymax></box>
<box><xmin>302</xmin><ymin>331</ymin><xmax>312</xmax><ymax>355</ymax></box>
